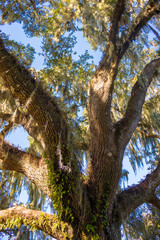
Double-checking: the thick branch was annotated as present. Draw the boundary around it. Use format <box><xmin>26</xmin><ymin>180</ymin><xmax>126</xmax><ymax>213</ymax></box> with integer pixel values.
<box><xmin>114</xmin><ymin>163</ymin><xmax>160</xmax><ymax>220</ymax></box>
<box><xmin>148</xmin><ymin>194</ymin><xmax>160</xmax><ymax>210</ymax></box>
<box><xmin>0</xmin><ymin>206</ymin><xmax>73</xmax><ymax>239</ymax></box>
<box><xmin>86</xmin><ymin>0</ymin><xmax>127</xmax><ymax>202</ymax></box>
<box><xmin>0</xmin><ymin>138</ymin><xmax>50</xmax><ymax>198</ymax></box>
<box><xmin>118</xmin><ymin>0</ymin><xmax>160</xmax><ymax>60</ymax></box>
<box><xmin>115</xmin><ymin>57</ymin><xmax>160</xmax><ymax>150</ymax></box>
<box><xmin>0</xmin><ymin>37</ymin><xmax>70</xmax><ymax>168</ymax></box>
<box><xmin>109</xmin><ymin>0</ymin><xmax>126</xmax><ymax>44</ymax></box>
<box><xmin>0</xmin><ymin>110</ymin><xmax>45</xmax><ymax>149</ymax></box>
<box><xmin>88</xmin><ymin>1</ymin><xmax>126</xmax><ymax>128</ymax></box>
<box><xmin>0</xmin><ymin>38</ymin><xmax>82</xmax><ymax>224</ymax></box>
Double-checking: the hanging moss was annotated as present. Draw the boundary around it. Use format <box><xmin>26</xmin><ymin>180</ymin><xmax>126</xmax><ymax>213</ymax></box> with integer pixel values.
<box><xmin>45</xmin><ymin>146</ymin><xmax>75</xmax><ymax>223</ymax></box>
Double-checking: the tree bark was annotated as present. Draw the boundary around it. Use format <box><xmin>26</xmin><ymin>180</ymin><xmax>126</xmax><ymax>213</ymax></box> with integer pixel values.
<box><xmin>0</xmin><ymin>206</ymin><xmax>73</xmax><ymax>239</ymax></box>
<box><xmin>0</xmin><ymin>138</ymin><xmax>50</xmax><ymax>197</ymax></box>
<box><xmin>0</xmin><ymin>1</ymin><xmax>160</xmax><ymax>239</ymax></box>
<box><xmin>115</xmin><ymin>57</ymin><xmax>160</xmax><ymax>151</ymax></box>
<box><xmin>0</xmin><ymin>37</ymin><xmax>83</xmax><ymax>226</ymax></box>
<box><xmin>114</xmin><ymin>163</ymin><xmax>160</xmax><ymax>221</ymax></box>
<box><xmin>0</xmin><ymin>37</ymin><xmax>72</xmax><ymax>171</ymax></box>
<box><xmin>118</xmin><ymin>0</ymin><xmax>160</xmax><ymax>60</ymax></box>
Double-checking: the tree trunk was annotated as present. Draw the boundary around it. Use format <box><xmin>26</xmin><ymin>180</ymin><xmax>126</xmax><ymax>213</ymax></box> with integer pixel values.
<box><xmin>0</xmin><ymin>1</ymin><xmax>160</xmax><ymax>239</ymax></box>
<box><xmin>105</xmin><ymin>224</ymin><xmax>121</xmax><ymax>240</ymax></box>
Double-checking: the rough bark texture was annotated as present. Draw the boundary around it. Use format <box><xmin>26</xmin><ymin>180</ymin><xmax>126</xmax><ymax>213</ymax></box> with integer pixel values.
<box><xmin>0</xmin><ymin>0</ymin><xmax>160</xmax><ymax>239</ymax></box>
<box><xmin>114</xmin><ymin>163</ymin><xmax>160</xmax><ymax>221</ymax></box>
<box><xmin>0</xmin><ymin>138</ymin><xmax>50</xmax><ymax>197</ymax></box>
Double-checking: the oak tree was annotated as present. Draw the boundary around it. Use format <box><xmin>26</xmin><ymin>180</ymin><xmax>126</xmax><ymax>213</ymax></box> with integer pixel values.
<box><xmin>0</xmin><ymin>0</ymin><xmax>160</xmax><ymax>239</ymax></box>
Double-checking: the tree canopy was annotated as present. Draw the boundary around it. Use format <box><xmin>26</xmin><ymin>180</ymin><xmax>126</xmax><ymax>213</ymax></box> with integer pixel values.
<box><xmin>0</xmin><ymin>0</ymin><xmax>160</xmax><ymax>239</ymax></box>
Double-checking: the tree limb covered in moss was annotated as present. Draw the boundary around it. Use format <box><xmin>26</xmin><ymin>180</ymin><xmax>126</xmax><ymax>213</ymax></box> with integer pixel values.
<box><xmin>0</xmin><ymin>37</ymin><xmax>83</xmax><ymax>229</ymax></box>
<box><xmin>0</xmin><ymin>138</ymin><xmax>50</xmax><ymax>197</ymax></box>
<box><xmin>115</xmin><ymin>57</ymin><xmax>160</xmax><ymax>150</ymax></box>
<box><xmin>0</xmin><ymin>206</ymin><xmax>73</xmax><ymax>239</ymax></box>
<box><xmin>0</xmin><ymin>37</ymin><xmax>66</xmax><ymax>158</ymax></box>
<box><xmin>0</xmin><ymin>36</ymin><xmax>81</xmax><ymax>175</ymax></box>
<box><xmin>114</xmin><ymin>163</ymin><xmax>160</xmax><ymax>220</ymax></box>
<box><xmin>118</xmin><ymin>0</ymin><xmax>160</xmax><ymax>60</ymax></box>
